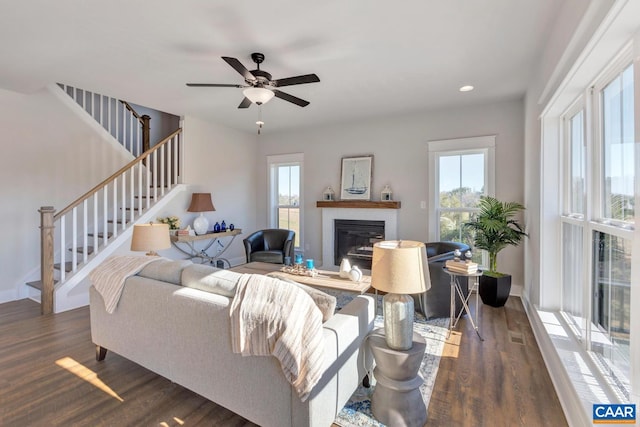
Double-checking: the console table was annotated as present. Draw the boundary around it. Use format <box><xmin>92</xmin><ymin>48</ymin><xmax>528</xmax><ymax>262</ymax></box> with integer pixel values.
<box><xmin>170</xmin><ymin>229</ymin><xmax>242</xmax><ymax>267</ymax></box>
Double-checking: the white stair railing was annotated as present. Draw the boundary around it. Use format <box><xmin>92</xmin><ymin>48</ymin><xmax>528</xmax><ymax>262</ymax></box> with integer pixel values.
<box><xmin>57</xmin><ymin>83</ymin><xmax>149</xmax><ymax>157</ymax></box>
<box><xmin>37</xmin><ymin>128</ymin><xmax>182</xmax><ymax>314</ymax></box>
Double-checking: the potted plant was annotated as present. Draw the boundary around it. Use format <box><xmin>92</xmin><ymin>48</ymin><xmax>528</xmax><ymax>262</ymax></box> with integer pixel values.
<box><xmin>463</xmin><ymin>196</ymin><xmax>527</xmax><ymax>307</ymax></box>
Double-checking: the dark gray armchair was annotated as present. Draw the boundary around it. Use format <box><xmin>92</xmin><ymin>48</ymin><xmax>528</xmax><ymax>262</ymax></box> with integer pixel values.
<box><xmin>414</xmin><ymin>241</ymin><xmax>470</xmax><ymax>319</ymax></box>
<box><xmin>243</xmin><ymin>229</ymin><xmax>296</xmax><ymax>264</ymax></box>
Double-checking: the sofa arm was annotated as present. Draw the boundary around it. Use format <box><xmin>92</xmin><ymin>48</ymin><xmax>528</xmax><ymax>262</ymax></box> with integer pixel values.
<box><xmin>292</xmin><ymin>294</ymin><xmax>376</xmax><ymax>427</ymax></box>
<box><xmin>323</xmin><ymin>295</ymin><xmax>375</xmax><ymax>380</ymax></box>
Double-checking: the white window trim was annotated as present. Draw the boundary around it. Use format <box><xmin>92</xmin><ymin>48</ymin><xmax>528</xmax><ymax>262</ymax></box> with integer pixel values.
<box><xmin>427</xmin><ymin>135</ymin><xmax>496</xmax><ymax>241</ymax></box>
<box><xmin>266</xmin><ymin>153</ymin><xmax>304</xmax><ymax>250</ymax></box>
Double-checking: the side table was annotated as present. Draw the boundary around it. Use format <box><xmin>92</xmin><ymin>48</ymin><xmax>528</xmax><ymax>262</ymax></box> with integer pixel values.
<box><xmin>369</xmin><ymin>328</ymin><xmax>427</xmax><ymax>427</ymax></box>
<box><xmin>443</xmin><ymin>268</ymin><xmax>483</xmax><ymax>341</ymax></box>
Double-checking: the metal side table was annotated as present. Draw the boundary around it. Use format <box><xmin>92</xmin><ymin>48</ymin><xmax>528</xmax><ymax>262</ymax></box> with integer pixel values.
<box><xmin>444</xmin><ymin>268</ymin><xmax>484</xmax><ymax>341</ymax></box>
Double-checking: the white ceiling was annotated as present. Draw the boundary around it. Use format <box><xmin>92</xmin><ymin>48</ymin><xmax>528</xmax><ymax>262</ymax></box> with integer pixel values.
<box><xmin>0</xmin><ymin>1</ymin><xmax>563</xmax><ymax>134</ymax></box>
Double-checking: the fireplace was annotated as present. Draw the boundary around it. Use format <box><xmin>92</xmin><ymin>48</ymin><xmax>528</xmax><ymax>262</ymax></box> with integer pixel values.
<box><xmin>334</xmin><ymin>219</ymin><xmax>385</xmax><ymax>270</ymax></box>
<box><xmin>320</xmin><ymin>206</ymin><xmax>398</xmax><ymax>270</ymax></box>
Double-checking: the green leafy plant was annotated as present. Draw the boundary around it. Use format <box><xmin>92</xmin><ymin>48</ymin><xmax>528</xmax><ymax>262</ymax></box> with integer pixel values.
<box><xmin>463</xmin><ymin>196</ymin><xmax>527</xmax><ymax>274</ymax></box>
<box><xmin>157</xmin><ymin>216</ymin><xmax>181</xmax><ymax>230</ymax></box>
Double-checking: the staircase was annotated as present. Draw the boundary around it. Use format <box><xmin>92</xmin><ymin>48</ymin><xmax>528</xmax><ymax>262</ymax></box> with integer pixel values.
<box><xmin>28</xmin><ymin>115</ymin><xmax>184</xmax><ymax>314</ymax></box>
<box><xmin>56</xmin><ymin>83</ymin><xmax>150</xmax><ymax>157</ymax></box>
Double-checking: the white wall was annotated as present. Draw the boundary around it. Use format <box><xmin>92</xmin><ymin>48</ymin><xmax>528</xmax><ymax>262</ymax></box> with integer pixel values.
<box><xmin>0</xmin><ymin>87</ymin><xmax>132</xmax><ymax>303</ymax></box>
<box><xmin>257</xmin><ymin>99</ymin><xmax>526</xmax><ymax>288</ymax></box>
<box><xmin>181</xmin><ymin>115</ymin><xmax>258</xmax><ymax>265</ymax></box>
<box><xmin>523</xmin><ymin>0</ymin><xmax>614</xmax><ymax>306</ymax></box>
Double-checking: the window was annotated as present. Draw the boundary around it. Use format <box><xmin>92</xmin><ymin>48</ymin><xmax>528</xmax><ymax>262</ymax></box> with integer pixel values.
<box><xmin>588</xmin><ymin>62</ymin><xmax>634</xmax><ymax>392</ymax></box>
<box><xmin>559</xmin><ymin>57</ymin><xmax>635</xmax><ymax>397</ymax></box>
<box><xmin>591</xmin><ymin>230</ymin><xmax>632</xmax><ymax>392</ymax></box>
<box><xmin>568</xmin><ymin>109</ymin><xmax>586</xmax><ymax>217</ymax></box>
<box><xmin>539</xmin><ymin>6</ymin><xmax>639</xmax><ymax>415</ymax></box>
<box><xmin>428</xmin><ymin>136</ymin><xmax>495</xmax><ymax>264</ymax></box>
<box><xmin>561</xmin><ymin>103</ymin><xmax>587</xmax><ymax>337</ymax></box>
<box><xmin>268</xmin><ymin>154</ymin><xmax>303</xmax><ymax>250</ymax></box>
<box><xmin>601</xmin><ymin>64</ymin><xmax>635</xmax><ymax>224</ymax></box>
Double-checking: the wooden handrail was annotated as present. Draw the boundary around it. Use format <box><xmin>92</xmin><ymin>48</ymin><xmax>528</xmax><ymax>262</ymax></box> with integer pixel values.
<box><xmin>120</xmin><ymin>100</ymin><xmax>143</xmax><ymax>122</ymax></box>
<box><xmin>120</xmin><ymin>100</ymin><xmax>150</xmax><ymax>155</ymax></box>
<box><xmin>54</xmin><ymin>128</ymin><xmax>181</xmax><ymax>220</ymax></box>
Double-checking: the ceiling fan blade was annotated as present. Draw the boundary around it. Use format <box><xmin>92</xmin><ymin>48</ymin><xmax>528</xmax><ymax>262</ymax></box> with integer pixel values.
<box><xmin>273</xmin><ymin>89</ymin><xmax>310</xmax><ymax>107</ymax></box>
<box><xmin>186</xmin><ymin>83</ymin><xmax>243</xmax><ymax>88</ymax></box>
<box><xmin>272</xmin><ymin>74</ymin><xmax>320</xmax><ymax>87</ymax></box>
<box><xmin>238</xmin><ymin>97</ymin><xmax>252</xmax><ymax>109</ymax></box>
<box><xmin>222</xmin><ymin>56</ymin><xmax>256</xmax><ymax>81</ymax></box>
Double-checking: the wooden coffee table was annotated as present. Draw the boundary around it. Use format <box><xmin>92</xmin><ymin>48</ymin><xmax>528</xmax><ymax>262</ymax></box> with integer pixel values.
<box><xmin>230</xmin><ymin>262</ymin><xmax>371</xmax><ymax>294</ymax></box>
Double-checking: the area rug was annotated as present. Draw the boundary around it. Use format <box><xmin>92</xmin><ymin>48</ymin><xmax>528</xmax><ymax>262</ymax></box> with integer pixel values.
<box><xmin>330</xmin><ymin>292</ymin><xmax>449</xmax><ymax>427</ymax></box>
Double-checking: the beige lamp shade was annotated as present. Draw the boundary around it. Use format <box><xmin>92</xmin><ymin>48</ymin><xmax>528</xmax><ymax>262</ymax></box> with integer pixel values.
<box><xmin>371</xmin><ymin>240</ymin><xmax>431</xmax><ymax>294</ymax></box>
<box><xmin>187</xmin><ymin>193</ymin><xmax>216</xmax><ymax>212</ymax></box>
<box><xmin>131</xmin><ymin>223</ymin><xmax>171</xmax><ymax>256</ymax></box>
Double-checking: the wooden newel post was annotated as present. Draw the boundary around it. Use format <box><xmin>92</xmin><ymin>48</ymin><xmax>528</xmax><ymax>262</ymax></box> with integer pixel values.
<box><xmin>141</xmin><ymin>115</ymin><xmax>151</xmax><ymax>153</ymax></box>
<box><xmin>39</xmin><ymin>206</ymin><xmax>56</xmax><ymax>315</ymax></box>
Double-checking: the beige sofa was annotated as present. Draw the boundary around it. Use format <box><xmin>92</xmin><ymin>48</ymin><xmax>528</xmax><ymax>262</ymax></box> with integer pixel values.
<box><xmin>89</xmin><ymin>261</ymin><xmax>375</xmax><ymax>427</ymax></box>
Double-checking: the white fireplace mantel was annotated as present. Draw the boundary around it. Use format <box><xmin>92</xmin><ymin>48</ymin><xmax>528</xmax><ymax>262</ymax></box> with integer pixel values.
<box><xmin>320</xmin><ymin>207</ymin><xmax>398</xmax><ymax>270</ymax></box>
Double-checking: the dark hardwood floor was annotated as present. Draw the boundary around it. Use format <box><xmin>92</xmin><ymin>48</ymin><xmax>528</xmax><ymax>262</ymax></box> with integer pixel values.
<box><xmin>0</xmin><ymin>296</ymin><xmax>565</xmax><ymax>426</ymax></box>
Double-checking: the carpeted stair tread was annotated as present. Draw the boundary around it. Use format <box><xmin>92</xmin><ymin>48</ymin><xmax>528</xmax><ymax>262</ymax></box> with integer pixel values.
<box><xmin>54</xmin><ymin>262</ymin><xmax>73</xmax><ymax>272</ymax></box>
<box><xmin>68</xmin><ymin>246</ymin><xmax>94</xmax><ymax>255</ymax></box>
<box><xmin>87</xmin><ymin>231</ymin><xmax>113</xmax><ymax>239</ymax></box>
<box><xmin>26</xmin><ymin>280</ymin><xmax>58</xmax><ymax>291</ymax></box>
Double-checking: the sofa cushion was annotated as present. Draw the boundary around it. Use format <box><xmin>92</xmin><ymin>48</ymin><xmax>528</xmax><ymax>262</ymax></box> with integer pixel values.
<box><xmin>267</xmin><ymin>273</ymin><xmax>337</xmax><ymax>322</ymax></box>
<box><xmin>181</xmin><ymin>264</ymin><xmax>242</xmax><ymax>297</ymax></box>
<box><xmin>138</xmin><ymin>259</ymin><xmax>193</xmax><ymax>285</ymax></box>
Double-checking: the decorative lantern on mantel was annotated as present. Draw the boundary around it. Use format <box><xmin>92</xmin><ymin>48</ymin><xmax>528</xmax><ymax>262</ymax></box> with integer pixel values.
<box><xmin>323</xmin><ymin>186</ymin><xmax>336</xmax><ymax>201</ymax></box>
<box><xmin>381</xmin><ymin>185</ymin><xmax>393</xmax><ymax>201</ymax></box>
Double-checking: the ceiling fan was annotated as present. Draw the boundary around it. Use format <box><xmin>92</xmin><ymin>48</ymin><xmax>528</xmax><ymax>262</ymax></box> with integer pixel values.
<box><xmin>186</xmin><ymin>52</ymin><xmax>320</xmax><ymax>108</ymax></box>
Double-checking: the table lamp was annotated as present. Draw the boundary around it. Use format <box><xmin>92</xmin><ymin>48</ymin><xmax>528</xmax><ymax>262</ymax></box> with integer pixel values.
<box><xmin>187</xmin><ymin>192</ymin><xmax>215</xmax><ymax>235</ymax></box>
<box><xmin>131</xmin><ymin>223</ymin><xmax>171</xmax><ymax>256</ymax></box>
<box><xmin>371</xmin><ymin>240</ymin><xmax>431</xmax><ymax>350</ymax></box>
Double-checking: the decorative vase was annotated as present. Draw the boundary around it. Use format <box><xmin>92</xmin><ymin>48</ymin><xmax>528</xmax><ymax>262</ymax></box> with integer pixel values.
<box><xmin>213</xmin><ymin>222</ymin><xmax>221</xmax><ymax>233</ymax></box>
<box><xmin>348</xmin><ymin>266</ymin><xmax>363</xmax><ymax>282</ymax></box>
<box><xmin>229</xmin><ymin>223</ymin><xmax>235</xmax><ymax>231</ymax></box>
<box><xmin>339</xmin><ymin>258</ymin><xmax>352</xmax><ymax>278</ymax></box>
<box><xmin>221</xmin><ymin>220</ymin><xmax>227</xmax><ymax>231</ymax></box>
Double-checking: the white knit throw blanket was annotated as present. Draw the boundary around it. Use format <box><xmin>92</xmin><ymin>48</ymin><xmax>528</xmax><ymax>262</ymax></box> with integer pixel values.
<box><xmin>229</xmin><ymin>273</ymin><xmax>324</xmax><ymax>402</ymax></box>
<box><xmin>89</xmin><ymin>255</ymin><xmax>163</xmax><ymax>313</ymax></box>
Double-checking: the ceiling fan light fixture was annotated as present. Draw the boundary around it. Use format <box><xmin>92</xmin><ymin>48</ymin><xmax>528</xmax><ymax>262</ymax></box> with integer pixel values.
<box><xmin>243</xmin><ymin>87</ymin><xmax>275</xmax><ymax>105</ymax></box>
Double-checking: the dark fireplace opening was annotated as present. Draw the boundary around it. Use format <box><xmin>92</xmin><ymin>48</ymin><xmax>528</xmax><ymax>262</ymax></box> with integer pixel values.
<box><xmin>334</xmin><ymin>219</ymin><xmax>385</xmax><ymax>270</ymax></box>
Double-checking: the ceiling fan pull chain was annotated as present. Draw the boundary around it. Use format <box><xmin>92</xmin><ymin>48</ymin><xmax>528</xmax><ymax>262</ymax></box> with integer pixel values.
<box><xmin>256</xmin><ymin>106</ymin><xmax>264</xmax><ymax>135</ymax></box>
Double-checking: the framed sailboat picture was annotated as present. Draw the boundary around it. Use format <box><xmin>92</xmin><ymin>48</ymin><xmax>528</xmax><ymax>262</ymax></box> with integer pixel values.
<box><xmin>340</xmin><ymin>155</ymin><xmax>373</xmax><ymax>200</ymax></box>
